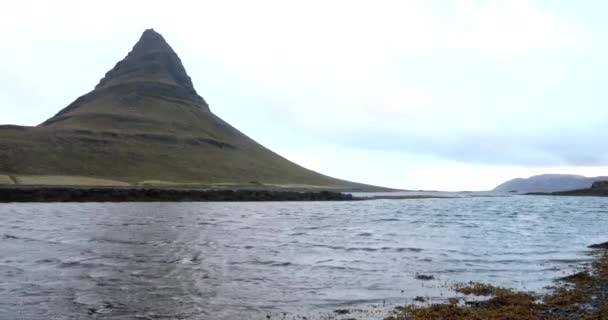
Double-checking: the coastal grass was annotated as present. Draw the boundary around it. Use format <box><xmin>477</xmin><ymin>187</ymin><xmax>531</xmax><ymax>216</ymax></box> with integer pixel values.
<box><xmin>11</xmin><ymin>175</ymin><xmax>130</xmax><ymax>186</ymax></box>
<box><xmin>0</xmin><ymin>174</ymin><xmax>345</xmax><ymax>189</ymax></box>
<box><xmin>135</xmin><ymin>181</ymin><xmax>335</xmax><ymax>189</ymax></box>
<box><xmin>0</xmin><ymin>175</ymin><xmax>14</xmax><ymax>184</ymax></box>
<box><xmin>386</xmin><ymin>251</ymin><xmax>608</xmax><ymax>320</ymax></box>
<box><xmin>264</xmin><ymin>183</ymin><xmax>340</xmax><ymax>189</ymax></box>
<box><xmin>0</xmin><ymin>173</ymin><xmax>364</xmax><ymax>192</ymax></box>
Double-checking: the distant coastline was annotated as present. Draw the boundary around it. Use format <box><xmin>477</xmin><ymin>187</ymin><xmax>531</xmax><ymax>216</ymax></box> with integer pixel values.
<box><xmin>528</xmin><ymin>180</ymin><xmax>608</xmax><ymax>197</ymax></box>
<box><xmin>493</xmin><ymin>174</ymin><xmax>608</xmax><ymax>194</ymax></box>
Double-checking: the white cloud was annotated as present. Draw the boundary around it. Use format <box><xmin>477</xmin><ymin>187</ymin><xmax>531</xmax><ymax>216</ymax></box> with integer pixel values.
<box><xmin>444</xmin><ymin>0</ymin><xmax>586</xmax><ymax>56</ymax></box>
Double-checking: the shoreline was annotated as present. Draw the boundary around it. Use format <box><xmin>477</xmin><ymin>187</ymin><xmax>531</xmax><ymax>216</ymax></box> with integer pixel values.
<box><xmin>0</xmin><ymin>186</ymin><xmax>453</xmax><ymax>203</ymax></box>
<box><xmin>528</xmin><ymin>181</ymin><xmax>608</xmax><ymax>197</ymax></box>
<box><xmin>385</xmin><ymin>243</ymin><xmax>608</xmax><ymax>320</ymax></box>
<box><xmin>530</xmin><ymin>189</ymin><xmax>608</xmax><ymax>197</ymax></box>
<box><xmin>0</xmin><ymin>186</ymin><xmax>357</xmax><ymax>202</ymax></box>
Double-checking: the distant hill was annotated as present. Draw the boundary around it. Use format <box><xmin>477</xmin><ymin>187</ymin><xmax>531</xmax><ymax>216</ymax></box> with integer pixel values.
<box><xmin>0</xmin><ymin>29</ymin><xmax>379</xmax><ymax>190</ymax></box>
<box><xmin>493</xmin><ymin>174</ymin><xmax>608</xmax><ymax>193</ymax></box>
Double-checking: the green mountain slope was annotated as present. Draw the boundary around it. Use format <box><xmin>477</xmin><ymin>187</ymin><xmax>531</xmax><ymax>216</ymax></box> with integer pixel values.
<box><xmin>0</xmin><ymin>29</ymin><xmax>377</xmax><ymax>190</ymax></box>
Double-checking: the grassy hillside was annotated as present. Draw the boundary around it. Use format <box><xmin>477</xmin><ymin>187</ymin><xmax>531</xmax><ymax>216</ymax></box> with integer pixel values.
<box><xmin>0</xmin><ymin>125</ymin><xmax>369</xmax><ymax>189</ymax></box>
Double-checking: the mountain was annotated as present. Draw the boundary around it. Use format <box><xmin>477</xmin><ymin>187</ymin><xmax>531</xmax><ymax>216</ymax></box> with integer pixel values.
<box><xmin>493</xmin><ymin>174</ymin><xmax>608</xmax><ymax>193</ymax></box>
<box><xmin>0</xmin><ymin>29</ymin><xmax>375</xmax><ymax>190</ymax></box>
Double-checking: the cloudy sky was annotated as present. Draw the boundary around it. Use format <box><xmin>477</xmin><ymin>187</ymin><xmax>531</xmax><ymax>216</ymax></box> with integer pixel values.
<box><xmin>1</xmin><ymin>0</ymin><xmax>607</xmax><ymax>190</ymax></box>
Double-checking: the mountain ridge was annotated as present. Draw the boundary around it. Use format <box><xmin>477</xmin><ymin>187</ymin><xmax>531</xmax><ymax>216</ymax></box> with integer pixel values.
<box><xmin>493</xmin><ymin>174</ymin><xmax>608</xmax><ymax>193</ymax></box>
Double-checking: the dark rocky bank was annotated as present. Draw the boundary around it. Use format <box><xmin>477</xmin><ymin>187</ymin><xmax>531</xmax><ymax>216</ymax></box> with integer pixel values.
<box><xmin>530</xmin><ymin>180</ymin><xmax>608</xmax><ymax>197</ymax></box>
<box><xmin>0</xmin><ymin>186</ymin><xmax>355</xmax><ymax>203</ymax></box>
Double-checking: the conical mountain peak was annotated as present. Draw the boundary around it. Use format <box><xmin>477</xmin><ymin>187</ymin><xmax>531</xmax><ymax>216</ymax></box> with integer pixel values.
<box><xmin>0</xmin><ymin>29</ymin><xmax>372</xmax><ymax>191</ymax></box>
<box><xmin>95</xmin><ymin>29</ymin><xmax>197</xmax><ymax>95</ymax></box>
<box><xmin>40</xmin><ymin>29</ymin><xmax>208</xmax><ymax>128</ymax></box>
<box><xmin>128</xmin><ymin>29</ymin><xmax>177</xmax><ymax>61</ymax></box>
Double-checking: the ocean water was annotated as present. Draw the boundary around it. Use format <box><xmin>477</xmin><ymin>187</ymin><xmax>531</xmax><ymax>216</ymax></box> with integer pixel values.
<box><xmin>1</xmin><ymin>195</ymin><xmax>607</xmax><ymax>319</ymax></box>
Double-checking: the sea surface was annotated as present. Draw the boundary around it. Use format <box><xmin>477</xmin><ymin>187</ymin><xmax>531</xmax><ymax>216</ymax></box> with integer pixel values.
<box><xmin>1</xmin><ymin>194</ymin><xmax>607</xmax><ymax>319</ymax></box>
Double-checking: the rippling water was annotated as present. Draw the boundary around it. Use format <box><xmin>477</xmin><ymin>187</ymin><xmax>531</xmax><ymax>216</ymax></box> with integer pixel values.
<box><xmin>1</xmin><ymin>195</ymin><xmax>607</xmax><ymax>319</ymax></box>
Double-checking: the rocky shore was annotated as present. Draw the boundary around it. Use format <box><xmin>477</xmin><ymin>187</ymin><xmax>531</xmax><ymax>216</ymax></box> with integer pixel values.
<box><xmin>385</xmin><ymin>242</ymin><xmax>608</xmax><ymax>320</ymax></box>
<box><xmin>530</xmin><ymin>180</ymin><xmax>608</xmax><ymax>197</ymax></box>
<box><xmin>0</xmin><ymin>186</ymin><xmax>355</xmax><ymax>202</ymax></box>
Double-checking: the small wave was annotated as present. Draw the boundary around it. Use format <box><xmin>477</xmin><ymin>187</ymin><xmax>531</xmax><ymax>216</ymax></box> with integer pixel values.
<box><xmin>357</xmin><ymin>232</ymin><xmax>373</xmax><ymax>237</ymax></box>
<box><xmin>120</xmin><ymin>222</ymin><xmax>149</xmax><ymax>226</ymax></box>
<box><xmin>250</xmin><ymin>260</ymin><xmax>294</xmax><ymax>267</ymax></box>
<box><xmin>303</xmin><ymin>224</ymin><xmax>336</xmax><ymax>230</ymax></box>
<box><xmin>311</xmin><ymin>265</ymin><xmax>363</xmax><ymax>271</ymax></box>
<box><xmin>35</xmin><ymin>258</ymin><xmax>60</xmax><ymax>264</ymax></box>
<box><xmin>271</xmin><ymin>262</ymin><xmax>292</xmax><ymax>267</ymax></box>
<box><xmin>59</xmin><ymin>260</ymin><xmax>84</xmax><ymax>268</ymax></box>
<box><xmin>0</xmin><ymin>265</ymin><xmax>25</xmax><ymax>275</ymax></box>
<box><xmin>546</xmin><ymin>258</ymin><xmax>591</xmax><ymax>264</ymax></box>
<box><xmin>233</xmin><ymin>277</ymin><xmax>268</xmax><ymax>283</ymax></box>
<box><xmin>346</xmin><ymin>247</ymin><xmax>379</xmax><ymax>252</ymax></box>
<box><xmin>177</xmin><ymin>257</ymin><xmax>200</xmax><ymax>264</ymax></box>
<box><xmin>314</xmin><ymin>298</ymin><xmax>390</xmax><ymax>309</ymax></box>
<box><xmin>371</xmin><ymin>218</ymin><xmax>401</xmax><ymax>222</ymax></box>
<box><xmin>57</xmin><ymin>256</ymin><xmax>112</xmax><ymax>269</ymax></box>
<box><xmin>394</xmin><ymin>247</ymin><xmax>423</xmax><ymax>253</ymax></box>
<box><xmin>312</xmin><ymin>244</ymin><xmax>346</xmax><ymax>250</ymax></box>
<box><xmin>2</xmin><ymin>233</ymin><xmax>62</xmax><ymax>245</ymax></box>
<box><xmin>229</xmin><ymin>260</ymin><xmax>294</xmax><ymax>267</ymax></box>
<box><xmin>89</xmin><ymin>237</ymin><xmax>147</xmax><ymax>245</ymax></box>
<box><xmin>316</xmin><ymin>259</ymin><xmax>333</xmax><ymax>264</ymax></box>
<box><xmin>442</xmin><ymin>258</ymin><xmax>524</xmax><ymax>264</ymax></box>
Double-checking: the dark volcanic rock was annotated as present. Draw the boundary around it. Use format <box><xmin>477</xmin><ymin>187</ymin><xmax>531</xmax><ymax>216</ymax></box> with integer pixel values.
<box><xmin>589</xmin><ymin>242</ymin><xmax>608</xmax><ymax>249</ymax></box>
<box><xmin>0</xmin><ymin>186</ymin><xmax>355</xmax><ymax>203</ymax></box>
<box><xmin>591</xmin><ymin>180</ymin><xmax>608</xmax><ymax>190</ymax></box>
<box><xmin>415</xmin><ymin>274</ymin><xmax>435</xmax><ymax>280</ymax></box>
<box><xmin>536</xmin><ymin>179</ymin><xmax>608</xmax><ymax>197</ymax></box>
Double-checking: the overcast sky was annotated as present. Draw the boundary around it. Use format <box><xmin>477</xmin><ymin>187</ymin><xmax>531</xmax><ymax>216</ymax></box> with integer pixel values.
<box><xmin>1</xmin><ymin>0</ymin><xmax>607</xmax><ymax>190</ymax></box>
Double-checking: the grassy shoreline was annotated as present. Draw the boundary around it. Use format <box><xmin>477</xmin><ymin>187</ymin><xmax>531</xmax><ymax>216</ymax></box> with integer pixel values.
<box><xmin>386</xmin><ymin>244</ymin><xmax>608</xmax><ymax>320</ymax></box>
